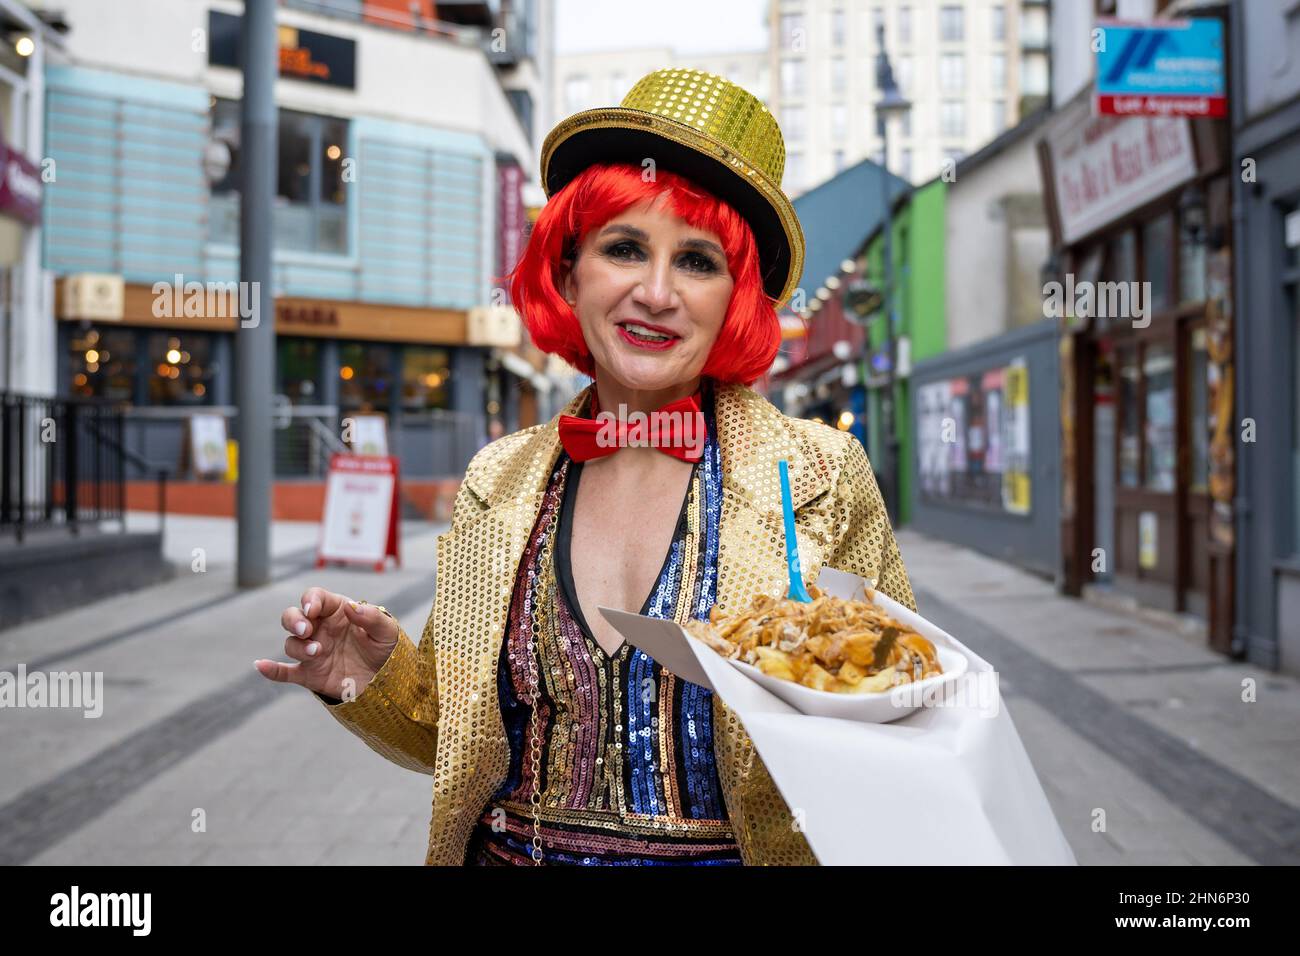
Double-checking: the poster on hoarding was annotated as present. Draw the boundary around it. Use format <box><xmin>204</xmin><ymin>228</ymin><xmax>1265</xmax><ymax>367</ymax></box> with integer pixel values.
<box><xmin>317</xmin><ymin>454</ymin><xmax>401</xmax><ymax>571</ymax></box>
<box><xmin>917</xmin><ymin>358</ymin><xmax>1032</xmax><ymax>515</ymax></box>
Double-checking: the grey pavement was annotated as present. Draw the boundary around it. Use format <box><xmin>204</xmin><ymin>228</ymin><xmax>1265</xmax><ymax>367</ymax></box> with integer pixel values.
<box><xmin>1</xmin><ymin>515</ymin><xmax>1295</xmax><ymax>864</ymax></box>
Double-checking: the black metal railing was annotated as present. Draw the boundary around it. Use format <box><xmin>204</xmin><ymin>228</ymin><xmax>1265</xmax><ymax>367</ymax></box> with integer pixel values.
<box><xmin>0</xmin><ymin>393</ymin><xmax>170</xmax><ymax>542</ymax></box>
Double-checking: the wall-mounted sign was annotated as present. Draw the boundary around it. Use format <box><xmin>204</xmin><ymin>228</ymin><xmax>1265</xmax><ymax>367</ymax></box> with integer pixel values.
<box><xmin>209</xmin><ymin>10</ymin><xmax>357</xmax><ymax>90</ymax></box>
<box><xmin>1045</xmin><ymin>97</ymin><xmax>1197</xmax><ymax>244</ymax></box>
<box><xmin>1094</xmin><ymin>18</ymin><xmax>1225</xmax><ymax>118</ymax></box>
<box><xmin>0</xmin><ymin>143</ymin><xmax>42</xmax><ymax>224</ymax></box>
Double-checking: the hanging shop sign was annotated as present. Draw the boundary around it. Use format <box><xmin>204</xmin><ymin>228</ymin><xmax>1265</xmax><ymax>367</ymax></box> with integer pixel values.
<box><xmin>1094</xmin><ymin>18</ymin><xmax>1226</xmax><ymax>118</ymax></box>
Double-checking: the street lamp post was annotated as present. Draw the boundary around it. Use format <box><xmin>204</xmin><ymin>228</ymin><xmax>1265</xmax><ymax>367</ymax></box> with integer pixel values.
<box><xmin>872</xmin><ymin>23</ymin><xmax>909</xmax><ymax>523</ymax></box>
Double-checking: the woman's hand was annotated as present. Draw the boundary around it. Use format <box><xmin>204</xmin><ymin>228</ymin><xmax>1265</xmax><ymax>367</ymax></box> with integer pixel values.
<box><xmin>255</xmin><ymin>587</ymin><xmax>401</xmax><ymax>702</ymax></box>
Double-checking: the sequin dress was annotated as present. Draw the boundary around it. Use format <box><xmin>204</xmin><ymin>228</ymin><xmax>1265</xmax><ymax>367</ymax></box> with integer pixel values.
<box><xmin>466</xmin><ymin>382</ymin><xmax>744</xmax><ymax>866</ymax></box>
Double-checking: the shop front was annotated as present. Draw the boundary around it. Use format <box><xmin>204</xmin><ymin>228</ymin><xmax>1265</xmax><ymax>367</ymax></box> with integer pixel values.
<box><xmin>1040</xmin><ymin>88</ymin><xmax>1235</xmax><ymax>651</ymax></box>
<box><xmin>56</xmin><ymin>281</ymin><xmax>492</xmax><ymax>490</ymax></box>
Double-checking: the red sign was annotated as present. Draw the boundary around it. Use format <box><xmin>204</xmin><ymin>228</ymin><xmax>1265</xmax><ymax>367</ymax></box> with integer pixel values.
<box><xmin>1095</xmin><ymin>94</ymin><xmax>1226</xmax><ymax>118</ymax></box>
<box><xmin>497</xmin><ymin>160</ymin><xmax>526</xmax><ymax>297</ymax></box>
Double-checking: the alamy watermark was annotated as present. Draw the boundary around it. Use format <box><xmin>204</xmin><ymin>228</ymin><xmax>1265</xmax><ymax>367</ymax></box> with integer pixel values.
<box><xmin>594</xmin><ymin>404</ymin><xmax>706</xmax><ymax>458</ymax></box>
<box><xmin>152</xmin><ymin>274</ymin><xmax>261</xmax><ymax>328</ymax></box>
<box><xmin>0</xmin><ymin>664</ymin><xmax>103</xmax><ymax>718</ymax></box>
<box><xmin>1042</xmin><ymin>273</ymin><xmax>1151</xmax><ymax>328</ymax></box>
<box><xmin>889</xmin><ymin>669</ymin><xmax>1001</xmax><ymax>719</ymax></box>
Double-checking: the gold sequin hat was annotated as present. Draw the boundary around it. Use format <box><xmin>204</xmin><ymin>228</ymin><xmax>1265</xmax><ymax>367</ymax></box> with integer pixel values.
<box><xmin>540</xmin><ymin>67</ymin><xmax>805</xmax><ymax>307</ymax></box>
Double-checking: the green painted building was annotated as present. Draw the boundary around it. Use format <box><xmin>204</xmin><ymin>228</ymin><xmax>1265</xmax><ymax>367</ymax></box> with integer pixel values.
<box><xmin>860</xmin><ymin>178</ymin><xmax>947</xmax><ymax>525</ymax></box>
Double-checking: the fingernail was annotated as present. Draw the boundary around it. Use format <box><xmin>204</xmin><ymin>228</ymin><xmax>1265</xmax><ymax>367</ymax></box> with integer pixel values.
<box><xmin>306</xmin><ymin>642</ymin><xmax>320</xmax><ymax>656</ymax></box>
<box><xmin>302</xmin><ymin>601</ymin><xmax>312</xmax><ymax>615</ymax></box>
<box><xmin>295</xmin><ymin>621</ymin><xmax>307</xmax><ymax>635</ymax></box>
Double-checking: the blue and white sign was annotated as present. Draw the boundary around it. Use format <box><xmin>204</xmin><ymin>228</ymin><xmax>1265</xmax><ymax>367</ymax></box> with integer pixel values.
<box><xmin>1095</xmin><ymin>18</ymin><xmax>1225</xmax><ymax>118</ymax></box>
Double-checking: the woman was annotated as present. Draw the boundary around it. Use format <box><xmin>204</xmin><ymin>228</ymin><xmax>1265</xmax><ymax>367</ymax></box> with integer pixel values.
<box><xmin>256</xmin><ymin>68</ymin><xmax>916</xmax><ymax>866</ymax></box>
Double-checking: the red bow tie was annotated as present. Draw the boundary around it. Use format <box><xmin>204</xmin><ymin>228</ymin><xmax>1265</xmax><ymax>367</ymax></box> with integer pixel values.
<box><xmin>558</xmin><ymin>388</ymin><xmax>705</xmax><ymax>462</ymax></box>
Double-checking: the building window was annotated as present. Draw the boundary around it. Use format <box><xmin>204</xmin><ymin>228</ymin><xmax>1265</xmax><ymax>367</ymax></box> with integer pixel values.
<box><xmin>990</xmin><ymin>53</ymin><xmax>1007</xmax><ymax>90</ymax></box>
<box><xmin>1189</xmin><ymin>326</ymin><xmax>1209</xmax><ymax>492</ymax></box>
<box><xmin>147</xmin><ymin>332</ymin><xmax>215</xmax><ymax>406</ymax></box>
<box><xmin>1143</xmin><ymin>212</ymin><xmax>1175</xmax><ymax>315</ymax></box>
<box><xmin>69</xmin><ymin>326</ymin><xmax>138</xmax><ymax>402</ymax></box>
<box><xmin>833</xmin><ymin>149</ymin><xmax>846</xmax><ymax>172</ymax></box>
<box><xmin>1143</xmin><ymin>343</ymin><xmax>1177</xmax><ymax>492</ymax></box>
<box><xmin>831</xmin><ymin>57</ymin><xmax>847</xmax><ymax>95</ymax></box>
<box><xmin>339</xmin><ymin>342</ymin><xmax>395</xmax><ymax>413</ymax></box>
<box><xmin>872</xmin><ymin>7</ymin><xmax>885</xmax><ymax>38</ymax></box>
<box><xmin>830</xmin><ymin>104</ymin><xmax>847</xmax><ymax>141</ymax></box>
<box><xmin>781</xmin><ymin>58</ymin><xmax>806</xmax><ymax>98</ymax></box>
<box><xmin>401</xmin><ymin>346</ymin><xmax>452</xmax><ymax>411</ymax></box>
<box><xmin>786</xmin><ymin>150</ymin><xmax>805</xmax><ymax>192</ymax></box>
<box><xmin>899</xmin><ymin>147</ymin><xmax>913</xmax><ymax>180</ymax></box>
<box><xmin>991</xmin><ymin>99</ymin><xmax>1007</xmax><ymax>132</ymax></box>
<box><xmin>899</xmin><ymin>5</ymin><xmax>912</xmax><ymax>44</ymax></box>
<box><xmin>941</xmin><ymin>101</ymin><xmax>965</xmax><ymax>137</ymax></box>
<box><xmin>991</xmin><ymin>5</ymin><xmax>1006</xmax><ymax>42</ymax></box>
<box><xmin>900</xmin><ymin>109</ymin><xmax>912</xmax><ymax>137</ymax></box>
<box><xmin>277</xmin><ymin>338</ymin><xmax>321</xmax><ymax>405</ymax></box>
<box><xmin>1118</xmin><ymin>346</ymin><xmax>1141</xmax><ymax>487</ymax></box>
<box><xmin>609</xmin><ymin>72</ymin><xmax>628</xmax><ymax>101</ymax></box>
<box><xmin>896</xmin><ymin>55</ymin><xmax>913</xmax><ymax>93</ymax></box>
<box><xmin>830</xmin><ymin>8</ymin><xmax>846</xmax><ymax>47</ymax></box>
<box><xmin>564</xmin><ymin>75</ymin><xmax>590</xmax><ymax>113</ymax></box>
<box><xmin>780</xmin><ymin>12</ymin><xmax>804</xmax><ymax>50</ymax></box>
<box><xmin>210</xmin><ymin>98</ymin><xmax>348</xmax><ymax>255</ymax></box>
<box><xmin>782</xmin><ymin>104</ymin><xmax>806</xmax><ymax>142</ymax></box>
<box><xmin>940</xmin><ymin>54</ymin><xmax>965</xmax><ymax>92</ymax></box>
<box><xmin>940</xmin><ymin>5</ymin><xmax>964</xmax><ymax>42</ymax></box>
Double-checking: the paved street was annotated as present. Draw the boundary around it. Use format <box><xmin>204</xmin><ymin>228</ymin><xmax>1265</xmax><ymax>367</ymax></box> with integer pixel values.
<box><xmin>1</xmin><ymin>515</ymin><xmax>1296</xmax><ymax>865</ymax></box>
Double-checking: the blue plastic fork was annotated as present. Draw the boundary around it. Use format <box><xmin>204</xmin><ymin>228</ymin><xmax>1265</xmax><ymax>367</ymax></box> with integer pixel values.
<box><xmin>778</xmin><ymin>459</ymin><xmax>814</xmax><ymax>603</ymax></box>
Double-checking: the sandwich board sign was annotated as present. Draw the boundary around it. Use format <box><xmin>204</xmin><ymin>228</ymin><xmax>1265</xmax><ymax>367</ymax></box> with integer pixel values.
<box><xmin>317</xmin><ymin>454</ymin><xmax>401</xmax><ymax>571</ymax></box>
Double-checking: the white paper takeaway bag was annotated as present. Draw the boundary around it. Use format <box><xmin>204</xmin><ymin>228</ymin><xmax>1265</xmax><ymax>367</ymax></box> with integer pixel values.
<box><xmin>598</xmin><ymin>566</ymin><xmax>1077</xmax><ymax>866</ymax></box>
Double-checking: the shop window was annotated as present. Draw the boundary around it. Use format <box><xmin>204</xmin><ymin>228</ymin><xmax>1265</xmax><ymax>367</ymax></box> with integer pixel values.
<box><xmin>1142</xmin><ymin>343</ymin><xmax>1176</xmax><ymax>492</ymax></box>
<box><xmin>209</xmin><ymin>98</ymin><xmax>348</xmax><ymax>255</ymax></box>
<box><xmin>401</xmin><ymin>346</ymin><xmax>452</xmax><ymax>411</ymax></box>
<box><xmin>1143</xmin><ymin>213</ymin><xmax>1174</xmax><ymax>315</ymax></box>
<box><xmin>69</xmin><ymin>326</ymin><xmax>137</xmax><ymax>402</ymax></box>
<box><xmin>1189</xmin><ymin>326</ymin><xmax>1209</xmax><ymax>492</ymax></box>
<box><xmin>339</xmin><ymin>342</ymin><xmax>394</xmax><ymax>412</ymax></box>
<box><xmin>1118</xmin><ymin>346</ymin><xmax>1141</xmax><ymax>487</ymax></box>
<box><xmin>146</xmin><ymin>333</ymin><xmax>215</xmax><ymax>406</ymax></box>
<box><xmin>1179</xmin><ymin>226</ymin><xmax>1207</xmax><ymax>303</ymax></box>
<box><xmin>277</xmin><ymin>338</ymin><xmax>322</xmax><ymax>405</ymax></box>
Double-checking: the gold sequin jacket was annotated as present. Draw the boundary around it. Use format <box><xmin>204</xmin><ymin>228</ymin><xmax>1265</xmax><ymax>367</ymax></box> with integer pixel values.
<box><xmin>318</xmin><ymin>380</ymin><xmax>917</xmax><ymax>865</ymax></box>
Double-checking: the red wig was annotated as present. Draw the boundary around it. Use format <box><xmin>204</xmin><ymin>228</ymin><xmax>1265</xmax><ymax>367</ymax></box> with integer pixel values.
<box><xmin>505</xmin><ymin>162</ymin><xmax>782</xmax><ymax>386</ymax></box>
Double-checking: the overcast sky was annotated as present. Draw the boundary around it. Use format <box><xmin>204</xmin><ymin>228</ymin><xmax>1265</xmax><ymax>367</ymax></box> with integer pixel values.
<box><xmin>555</xmin><ymin>0</ymin><xmax>768</xmax><ymax>55</ymax></box>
